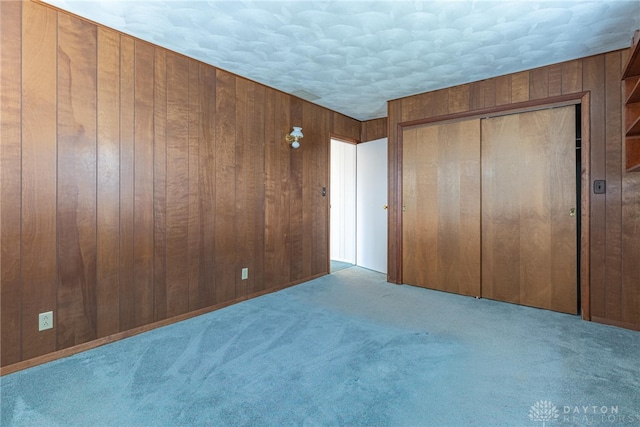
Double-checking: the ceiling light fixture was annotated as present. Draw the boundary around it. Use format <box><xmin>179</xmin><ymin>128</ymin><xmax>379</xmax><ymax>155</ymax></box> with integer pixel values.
<box><xmin>286</xmin><ymin>127</ymin><xmax>303</xmax><ymax>149</ymax></box>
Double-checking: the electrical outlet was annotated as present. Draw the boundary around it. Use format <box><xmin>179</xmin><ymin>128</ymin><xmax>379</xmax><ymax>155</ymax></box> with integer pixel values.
<box><xmin>241</xmin><ymin>268</ymin><xmax>248</xmax><ymax>280</ymax></box>
<box><xmin>39</xmin><ymin>311</ymin><xmax>53</xmax><ymax>331</ymax></box>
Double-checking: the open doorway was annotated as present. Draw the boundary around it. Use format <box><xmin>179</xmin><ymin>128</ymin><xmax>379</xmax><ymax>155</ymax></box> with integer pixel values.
<box><xmin>330</xmin><ymin>139</ymin><xmax>356</xmax><ymax>272</ymax></box>
<box><xmin>330</xmin><ymin>137</ymin><xmax>388</xmax><ymax>274</ymax></box>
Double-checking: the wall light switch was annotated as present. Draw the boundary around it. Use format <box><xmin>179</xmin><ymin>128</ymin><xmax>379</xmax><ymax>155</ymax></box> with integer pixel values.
<box><xmin>241</xmin><ymin>268</ymin><xmax>248</xmax><ymax>280</ymax></box>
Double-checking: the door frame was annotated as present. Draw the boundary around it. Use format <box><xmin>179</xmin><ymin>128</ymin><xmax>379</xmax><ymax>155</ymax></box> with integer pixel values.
<box><xmin>390</xmin><ymin>92</ymin><xmax>592</xmax><ymax>320</ymax></box>
<box><xmin>327</xmin><ymin>134</ymin><xmax>359</xmax><ymax>273</ymax></box>
<box><xmin>329</xmin><ymin>138</ymin><xmax>357</xmax><ymax>264</ymax></box>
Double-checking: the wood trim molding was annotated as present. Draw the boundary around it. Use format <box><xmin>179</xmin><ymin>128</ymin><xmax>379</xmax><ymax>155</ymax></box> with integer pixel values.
<box><xmin>401</xmin><ymin>92</ymin><xmax>588</xmax><ymax>129</ymax></box>
<box><xmin>579</xmin><ymin>92</ymin><xmax>591</xmax><ymax>321</ymax></box>
<box><xmin>389</xmin><ymin>122</ymin><xmax>404</xmax><ymax>284</ymax></box>
<box><xmin>329</xmin><ymin>133</ymin><xmax>359</xmax><ymax>144</ymax></box>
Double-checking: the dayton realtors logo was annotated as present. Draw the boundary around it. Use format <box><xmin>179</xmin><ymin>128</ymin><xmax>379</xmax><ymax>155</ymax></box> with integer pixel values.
<box><xmin>529</xmin><ymin>401</ymin><xmax>639</xmax><ymax>425</ymax></box>
<box><xmin>529</xmin><ymin>401</ymin><xmax>560</xmax><ymax>426</ymax></box>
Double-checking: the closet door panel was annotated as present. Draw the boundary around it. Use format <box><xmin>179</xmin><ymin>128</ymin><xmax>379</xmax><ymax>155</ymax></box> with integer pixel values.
<box><xmin>403</xmin><ymin>120</ymin><xmax>481</xmax><ymax>296</ymax></box>
<box><xmin>481</xmin><ymin>106</ymin><xmax>577</xmax><ymax>314</ymax></box>
<box><xmin>481</xmin><ymin>115</ymin><xmax>523</xmax><ymax>303</ymax></box>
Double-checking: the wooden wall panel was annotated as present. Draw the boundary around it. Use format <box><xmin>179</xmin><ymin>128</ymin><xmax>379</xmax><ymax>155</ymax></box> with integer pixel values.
<box><xmin>306</xmin><ymin>103</ymin><xmax>330</xmax><ymax>276</ymax></box>
<box><xmin>470</xmin><ymin>79</ymin><xmax>496</xmax><ymax>110</ymax></box>
<box><xmin>1</xmin><ymin>0</ymin><xmax>23</xmax><ymax>365</ymax></box>
<box><xmin>389</xmin><ymin>48</ymin><xmax>640</xmax><ymax>331</ymax></box>
<box><xmin>604</xmin><ymin>52</ymin><xmax>623</xmax><ymax>321</ymax></box>
<box><xmin>153</xmin><ymin>47</ymin><xmax>167</xmax><ymax>321</ymax></box>
<box><xmin>511</xmin><ymin>71</ymin><xmax>530</xmax><ymax>102</ymax></box>
<box><xmin>289</xmin><ymin>98</ymin><xmax>305</xmax><ymax>281</ymax></box>
<box><xmin>401</xmin><ymin>96</ymin><xmax>423</xmax><ymax>123</ymax></box>
<box><xmin>96</xmin><ymin>28</ymin><xmax>121</xmax><ymax>338</ymax></box>
<box><xmin>197</xmin><ymin>65</ymin><xmax>217</xmax><ymax>309</ymax></box>
<box><xmin>235</xmin><ymin>79</ymin><xmax>266</xmax><ymax>295</ymax></box>
<box><xmin>214</xmin><ymin>69</ymin><xmax>237</xmax><ymax>303</ymax></box>
<box><xmin>264</xmin><ymin>90</ymin><xmax>291</xmax><ymax>290</ymax></box>
<box><xmin>548</xmin><ymin>64</ymin><xmax>563</xmax><ymax>97</ymax></box>
<box><xmin>448</xmin><ymin>84</ymin><xmax>470</xmax><ymax>113</ymax></box>
<box><xmin>583</xmin><ymin>55</ymin><xmax>607</xmax><ymax>319</ymax></box>
<box><xmin>332</xmin><ymin>111</ymin><xmax>361</xmax><ymax>141</ymax></box>
<box><xmin>3</xmin><ymin>0</ymin><xmax>365</xmax><ymax>369</ymax></box>
<box><xmin>360</xmin><ymin>117</ymin><xmax>388</xmax><ymax>142</ymax></box>
<box><xmin>56</xmin><ymin>13</ymin><xmax>98</xmax><ymax>348</ymax></box>
<box><xmin>166</xmin><ymin>52</ymin><xmax>190</xmax><ymax>318</ymax></box>
<box><xmin>562</xmin><ymin>60</ymin><xmax>583</xmax><ymax>94</ymax></box>
<box><xmin>249</xmin><ymin>84</ymin><xmax>266</xmax><ymax>294</ymax></box>
<box><xmin>187</xmin><ymin>59</ymin><xmax>201</xmax><ymax>309</ymax></box>
<box><xmin>263</xmin><ymin>90</ymin><xmax>280</xmax><ymax>289</ymax></box>
<box><xmin>235</xmin><ymin>78</ymin><xmax>251</xmax><ymax>297</ymax></box>
<box><xmin>529</xmin><ymin>67</ymin><xmax>549</xmax><ymax>100</ymax></box>
<box><xmin>133</xmin><ymin>41</ymin><xmax>155</xmax><ymax>327</ymax></box>
<box><xmin>20</xmin><ymin>0</ymin><xmax>58</xmax><ymax>359</ymax></box>
<box><xmin>119</xmin><ymin>35</ymin><xmax>136</xmax><ymax>332</ymax></box>
<box><xmin>495</xmin><ymin>75</ymin><xmax>511</xmax><ymax>106</ymax></box>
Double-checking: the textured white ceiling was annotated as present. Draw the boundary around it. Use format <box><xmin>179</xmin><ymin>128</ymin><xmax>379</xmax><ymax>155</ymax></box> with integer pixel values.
<box><xmin>42</xmin><ymin>0</ymin><xmax>640</xmax><ymax>120</ymax></box>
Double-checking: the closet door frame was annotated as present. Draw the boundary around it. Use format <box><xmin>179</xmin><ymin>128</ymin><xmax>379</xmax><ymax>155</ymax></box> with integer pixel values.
<box><xmin>391</xmin><ymin>92</ymin><xmax>592</xmax><ymax>320</ymax></box>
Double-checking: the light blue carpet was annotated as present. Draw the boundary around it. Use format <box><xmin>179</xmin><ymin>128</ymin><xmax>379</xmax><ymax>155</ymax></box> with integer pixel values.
<box><xmin>330</xmin><ymin>260</ymin><xmax>355</xmax><ymax>273</ymax></box>
<box><xmin>2</xmin><ymin>267</ymin><xmax>639</xmax><ymax>426</ymax></box>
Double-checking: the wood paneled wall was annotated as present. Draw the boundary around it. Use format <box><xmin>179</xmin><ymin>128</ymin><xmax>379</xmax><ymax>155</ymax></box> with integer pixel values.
<box><xmin>0</xmin><ymin>0</ymin><xmax>361</xmax><ymax>368</ymax></box>
<box><xmin>361</xmin><ymin>118</ymin><xmax>388</xmax><ymax>142</ymax></box>
<box><xmin>388</xmin><ymin>50</ymin><xmax>640</xmax><ymax>331</ymax></box>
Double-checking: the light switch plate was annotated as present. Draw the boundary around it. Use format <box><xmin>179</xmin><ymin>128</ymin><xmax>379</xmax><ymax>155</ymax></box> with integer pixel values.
<box><xmin>594</xmin><ymin>180</ymin><xmax>606</xmax><ymax>194</ymax></box>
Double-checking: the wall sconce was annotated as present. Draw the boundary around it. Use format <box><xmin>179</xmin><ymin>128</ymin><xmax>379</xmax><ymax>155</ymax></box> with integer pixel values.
<box><xmin>285</xmin><ymin>127</ymin><xmax>303</xmax><ymax>149</ymax></box>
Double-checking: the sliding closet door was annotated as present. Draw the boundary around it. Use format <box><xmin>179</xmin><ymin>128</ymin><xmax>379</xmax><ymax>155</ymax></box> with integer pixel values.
<box><xmin>403</xmin><ymin>119</ymin><xmax>481</xmax><ymax>297</ymax></box>
<box><xmin>481</xmin><ymin>106</ymin><xmax>577</xmax><ymax>314</ymax></box>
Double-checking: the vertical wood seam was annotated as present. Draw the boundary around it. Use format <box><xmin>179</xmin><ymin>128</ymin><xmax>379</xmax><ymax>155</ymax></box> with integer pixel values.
<box><xmin>94</xmin><ymin>17</ymin><xmax>99</xmax><ymax>338</ymax></box>
<box><xmin>117</xmin><ymin>32</ymin><xmax>122</xmax><ymax>332</ymax></box>
<box><xmin>132</xmin><ymin>39</ymin><xmax>136</xmax><ymax>321</ymax></box>
<box><xmin>19</xmin><ymin>0</ymin><xmax>25</xmax><ymax>361</ymax></box>
<box><xmin>54</xmin><ymin>8</ymin><xmax>59</xmax><ymax>352</ymax></box>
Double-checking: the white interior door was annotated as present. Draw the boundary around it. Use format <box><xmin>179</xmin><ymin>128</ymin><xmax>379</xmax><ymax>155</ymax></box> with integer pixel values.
<box><xmin>357</xmin><ymin>137</ymin><xmax>388</xmax><ymax>274</ymax></box>
<box><xmin>330</xmin><ymin>139</ymin><xmax>356</xmax><ymax>263</ymax></box>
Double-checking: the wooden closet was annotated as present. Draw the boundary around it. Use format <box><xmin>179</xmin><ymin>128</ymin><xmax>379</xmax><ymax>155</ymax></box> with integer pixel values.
<box><xmin>403</xmin><ymin>119</ymin><xmax>481</xmax><ymax>298</ymax></box>
<box><xmin>403</xmin><ymin>105</ymin><xmax>578</xmax><ymax>314</ymax></box>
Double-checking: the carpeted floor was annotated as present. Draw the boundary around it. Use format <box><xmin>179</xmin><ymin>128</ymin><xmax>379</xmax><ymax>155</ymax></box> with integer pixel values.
<box><xmin>330</xmin><ymin>260</ymin><xmax>355</xmax><ymax>273</ymax></box>
<box><xmin>2</xmin><ymin>267</ymin><xmax>639</xmax><ymax>426</ymax></box>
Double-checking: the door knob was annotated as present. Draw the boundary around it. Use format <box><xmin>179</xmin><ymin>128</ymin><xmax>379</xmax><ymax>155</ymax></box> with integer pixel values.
<box><xmin>383</xmin><ymin>205</ymin><xmax>388</xmax><ymax>210</ymax></box>
<box><xmin>569</xmin><ymin>208</ymin><xmax>576</xmax><ymax>217</ymax></box>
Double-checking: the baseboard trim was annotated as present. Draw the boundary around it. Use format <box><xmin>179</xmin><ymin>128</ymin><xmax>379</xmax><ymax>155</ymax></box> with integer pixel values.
<box><xmin>0</xmin><ymin>274</ymin><xmax>325</xmax><ymax>376</ymax></box>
